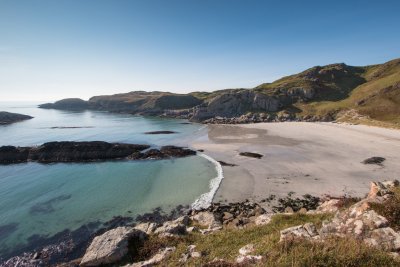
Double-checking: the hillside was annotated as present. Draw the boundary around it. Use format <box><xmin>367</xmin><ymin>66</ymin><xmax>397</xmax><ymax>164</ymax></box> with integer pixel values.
<box><xmin>39</xmin><ymin>58</ymin><xmax>400</xmax><ymax>127</ymax></box>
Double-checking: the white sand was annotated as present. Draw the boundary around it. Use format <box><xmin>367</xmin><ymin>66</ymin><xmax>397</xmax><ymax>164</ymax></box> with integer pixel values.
<box><xmin>190</xmin><ymin>122</ymin><xmax>400</xmax><ymax>203</ymax></box>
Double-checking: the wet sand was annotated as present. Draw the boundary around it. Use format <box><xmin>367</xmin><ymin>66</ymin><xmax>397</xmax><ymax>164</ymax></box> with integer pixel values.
<box><xmin>190</xmin><ymin>122</ymin><xmax>400</xmax><ymax>203</ymax></box>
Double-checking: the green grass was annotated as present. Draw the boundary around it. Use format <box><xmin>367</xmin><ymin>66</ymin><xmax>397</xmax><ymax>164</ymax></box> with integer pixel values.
<box><xmin>127</xmin><ymin>212</ymin><xmax>400</xmax><ymax>266</ymax></box>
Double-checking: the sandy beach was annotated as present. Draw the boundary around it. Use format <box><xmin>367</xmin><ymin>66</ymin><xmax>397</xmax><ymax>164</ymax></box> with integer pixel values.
<box><xmin>190</xmin><ymin>122</ymin><xmax>400</xmax><ymax>204</ymax></box>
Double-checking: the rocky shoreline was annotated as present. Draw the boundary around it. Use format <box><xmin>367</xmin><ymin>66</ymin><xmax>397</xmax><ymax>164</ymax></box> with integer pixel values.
<box><xmin>3</xmin><ymin>180</ymin><xmax>399</xmax><ymax>266</ymax></box>
<box><xmin>0</xmin><ymin>142</ymin><xmax>196</xmax><ymax>164</ymax></box>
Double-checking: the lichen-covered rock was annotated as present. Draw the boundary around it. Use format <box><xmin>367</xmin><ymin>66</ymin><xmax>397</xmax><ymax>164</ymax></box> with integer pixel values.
<box><xmin>134</xmin><ymin>222</ymin><xmax>158</xmax><ymax>234</ymax></box>
<box><xmin>367</xmin><ymin>180</ymin><xmax>399</xmax><ymax>199</ymax></box>
<box><xmin>254</xmin><ymin>214</ymin><xmax>273</xmax><ymax>226</ymax></box>
<box><xmin>280</xmin><ymin>223</ymin><xmax>319</xmax><ymax>242</ymax></box>
<box><xmin>236</xmin><ymin>255</ymin><xmax>263</xmax><ymax>264</ymax></box>
<box><xmin>191</xmin><ymin>211</ymin><xmax>221</xmax><ymax>229</ymax></box>
<box><xmin>315</xmin><ymin>199</ymin><xmax>340</xmax><ymax>213</ymax></box>
<box><xmin>127</xmin><ymin>247</ymin><xmax>176</xmax><ymax>267</ymax></box>
<box><xmin>80</xmin><ymin>227</ymin><xmax>146</xmax><ymax>266</ymax></box>
<box><xmin>154</xmin><ymin>217</ymin><xmax>189</xmax><ymax>237</ymax></box>
<box><xmin>239</xmin><ymin>244</ymin><xmax>255</xmax><ymax>256</ymax></box>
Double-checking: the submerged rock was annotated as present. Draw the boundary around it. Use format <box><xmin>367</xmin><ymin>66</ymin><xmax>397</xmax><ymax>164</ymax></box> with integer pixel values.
<box><xmin>144</xmin><ymin>131</ymin><xmax>177</xmax><ymax>134</ymax></box>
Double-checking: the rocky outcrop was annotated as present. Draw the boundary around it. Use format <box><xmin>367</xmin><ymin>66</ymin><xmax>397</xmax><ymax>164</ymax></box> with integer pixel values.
<box><xmin>191</xmin><ymin>91</ymin><xmax>280</xmax><ymax>122</ymax></box>
<box><xmin>279</xmin><ymin>180</ymin><xmax>400</xmax><ymax>255</ymax></box>
<box><xmin>128</xmin><ymin>146</ymin><xmax>196</xmax><ymax>160</ymax></box>
<box><xmin>0</xmin><ymin>142</ymin><xmax>196</xmax><ymax>164</ymax></box>
<box><xmin>0</xmin><ymin>111</ymin><xmax>33</xmax><ymax>125</ymax></box>
<box><xmin>80</xmin><ymin>227</ymin><xmax>146</xmax><ymax>266</ymax></box>
<box><xmin>126</xmin><ymin>247</ymin><xmax>176</xmax><ymax>267</ymax></box>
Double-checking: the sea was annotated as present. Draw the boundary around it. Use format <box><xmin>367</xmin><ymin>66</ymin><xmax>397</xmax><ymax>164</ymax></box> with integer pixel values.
<box><xmin>0</xmin><ymin>102</ymin><xmax>219</xmax><ymax>260</ymax></box>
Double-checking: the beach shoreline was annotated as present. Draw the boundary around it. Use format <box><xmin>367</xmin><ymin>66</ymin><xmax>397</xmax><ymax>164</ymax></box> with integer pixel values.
<box><xmin>189</xmin><ymin>122</ymin><xmax>400</xmax><ymax>205</ymax></box>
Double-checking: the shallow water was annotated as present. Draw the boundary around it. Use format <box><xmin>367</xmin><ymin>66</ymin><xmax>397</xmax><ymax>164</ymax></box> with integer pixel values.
<box><xmin>0</xmin><ymin>102</ymin><xmax>215</xmax><ymax>258</ymax></box>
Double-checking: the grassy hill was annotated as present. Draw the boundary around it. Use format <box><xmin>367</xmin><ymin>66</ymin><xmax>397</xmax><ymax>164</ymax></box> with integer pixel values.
<box><xmin>253</xmin><ymin>58</ymin><xmax>400</xmax><ymax>127</ymax></box>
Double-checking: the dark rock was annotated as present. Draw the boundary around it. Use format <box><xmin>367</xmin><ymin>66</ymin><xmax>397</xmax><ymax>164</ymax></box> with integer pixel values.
<box><xmin>362</xmin><ymin>157</ymin><xmax>386</xmax><ymax>165</ymax></box>
<box><xmin>0</xmin><ymin>146</ymin><xmax>30</xmax><ymax>163</ymax></box>
<box><xmin>30</xmin><ymin>194</ymin><xmax>72</xmax><ymax>215</ymax></box>
<box><xmin>0</xmin><ymin>111</ymin><xmax>33</xmax><ymax>125</ymax></box>
<box><xmin>144</xmin><ymin>131</ymin><xmax>177</xmax><ymax>135</ymax></box>
<box><xmin>0</xmin><ymin>142</ymin><xmax>150</xmax><ymax>164</ymax></box>
<box><xmin>129</xmin><ymin>146</ymin><xmax>196</xmax><ymax>160</ymax></box>
<box><xmin>218</xmin><ymin>161</ymin><xmax>237</xmax><ymax>167</ymax></box>
<box><xmin>239</xmin><ymin>152</ymin><xmax>263</xmax><ymax>159</ymax></box>
<box><xmin>0</xmin><ymin>222</ymin><xmax>18</xmax><ymax>239</ymax></box>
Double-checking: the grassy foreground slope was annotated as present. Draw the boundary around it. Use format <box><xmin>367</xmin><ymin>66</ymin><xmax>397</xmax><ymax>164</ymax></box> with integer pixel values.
<box><xmin>132</xmin><ymin>213</ymin><xmax>399</xmax><ymax>266</ymax></box>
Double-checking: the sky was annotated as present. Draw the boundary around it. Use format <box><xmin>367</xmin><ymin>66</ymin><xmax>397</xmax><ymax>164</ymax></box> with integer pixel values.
<box><xmin>0</xmin><ymin>0</ymin><xmax>399</xmax><ymax>101</ymax></box>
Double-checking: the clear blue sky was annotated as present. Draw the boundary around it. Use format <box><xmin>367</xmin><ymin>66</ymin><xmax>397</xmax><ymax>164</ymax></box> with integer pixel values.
<box><xmin>1</xmin><ymin>0</ymin><xmax>399</xmax><ymax>101</ymax></box>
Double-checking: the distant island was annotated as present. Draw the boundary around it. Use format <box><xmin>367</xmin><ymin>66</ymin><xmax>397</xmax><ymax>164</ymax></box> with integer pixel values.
<box><xmin>0</xmin><ymin>111</ymin><xmax>33</xmax><ymax>125</ymax></box>
<box><xmin>40</xmin><ymin>58</ymin><xmax>400</xmax><ymax>128</ymax></box>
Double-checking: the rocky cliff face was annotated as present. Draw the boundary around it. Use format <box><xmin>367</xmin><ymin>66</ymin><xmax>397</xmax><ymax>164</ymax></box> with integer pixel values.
<box><xmin>0</xmin><ymin>112</ymin><xmax>33</xmax><ymax>125</ymax></box>
<box><xmin>191</xmin><ymin>90</ymin><xmax>280</xmax><ymax>122</ymax></box>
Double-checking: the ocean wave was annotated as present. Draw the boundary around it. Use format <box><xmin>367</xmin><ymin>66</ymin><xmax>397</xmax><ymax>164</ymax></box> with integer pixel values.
<box><xmin>191</xmin><ymin>153</ymin><xmax>224</xmax><ymax>210</ymax></box>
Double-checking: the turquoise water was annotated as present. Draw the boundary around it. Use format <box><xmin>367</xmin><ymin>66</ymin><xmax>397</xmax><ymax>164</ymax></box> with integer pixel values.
<box><xmin>0</xmin><ymin>102</ymin><xmax>214</xmax><ymax>258</ymax></box>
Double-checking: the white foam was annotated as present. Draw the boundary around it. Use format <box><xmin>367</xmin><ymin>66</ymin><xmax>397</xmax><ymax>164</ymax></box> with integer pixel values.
<box><xmin>191</xmin><ymin>153</ymin><xmax>224</xmax><ymax>210</ymax></box>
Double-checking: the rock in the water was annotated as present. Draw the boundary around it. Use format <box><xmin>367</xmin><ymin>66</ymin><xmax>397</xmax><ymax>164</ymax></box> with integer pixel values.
<box><xmin>0</xmin><ymin>142</ymin><xmax>197</xmax><ymax>164</ymax></box>
<box><xmin>144</xmin><ymin>131</ymin><xmax>177</xmax><ymax>135</ymax></box>
<box><xmin>80</xmin><ymin>227</ymin><xmax>146</xmax><ymax>266</ymax></box>
<box><xmin>0</xmin><ymin>111</ymin><xmax>33</xmax><ymax>125</ymax></box>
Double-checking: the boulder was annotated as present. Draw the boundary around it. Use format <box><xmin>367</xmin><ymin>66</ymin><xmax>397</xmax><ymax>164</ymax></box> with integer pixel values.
<box><xmin>280</xmin><ymin>223</ymin><xmax>319</xmax><ymax>242</ymax></box>
<box><xmin>80</xmin><ymin>227</ymin><xmax>146</xmax><ymax>267</ymax></box>
<box><xmin>191</xmin><ymin>211</ymin><xmax>222</xmax><ymax>229</ymax></box>
<box><xmin>127</xmin><ymin>247</ymin><xmax>176</xmax><ymax>267</ymax></box>
<box><xmin>134</xmin><ymin>222</ymin><xmax>158</xmax><ymax>235</ymax></box>
<box><xmin>254</xmin><ymin>214</ymin><xmax>273</xmax><ymax>226</ymax></box>
<box><xmin>367</xmin><ymin>180</ymin><xmax>399</xmax><ymax>199</ymax></box>
<box><xmin>239</xmin><ymin>244</ymin><xmax>255</xmax><ymax>256</ymax></box>
<box><xmin>154</xmin><ymin>217</ymin><xmax>188</xmax><ymax>237</ymax></box>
